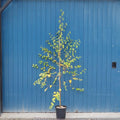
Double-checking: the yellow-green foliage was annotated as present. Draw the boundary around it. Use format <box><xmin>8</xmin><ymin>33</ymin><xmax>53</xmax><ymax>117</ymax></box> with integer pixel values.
<box><xmin>49</xmin><ymin>92</ymin><xmax>60</xmax><ymax>109</ymax></box>
<box><xmin>32</xmin><ymin>9</ymin><xmax>86</xmax><ymax>109</ymax></box>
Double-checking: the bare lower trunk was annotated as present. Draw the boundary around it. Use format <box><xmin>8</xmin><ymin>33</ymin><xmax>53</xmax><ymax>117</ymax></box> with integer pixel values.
<box><xmin>59</xmin><ymin>38</ymin><xmax>61</xmax><ymax>107</ymax></box>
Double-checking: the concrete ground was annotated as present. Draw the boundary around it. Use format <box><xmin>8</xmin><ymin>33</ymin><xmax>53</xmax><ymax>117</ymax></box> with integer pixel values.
<box><xmin>0</xmin><ymin>113</ymin><xmax>120</xmax><ymax>120</ymax></box>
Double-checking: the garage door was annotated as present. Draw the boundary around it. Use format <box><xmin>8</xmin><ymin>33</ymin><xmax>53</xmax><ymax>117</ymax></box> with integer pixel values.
<box><xmin>2</xmin><ymin>0</ymin><xmax>120</xmax><ymax>112</ymax></box>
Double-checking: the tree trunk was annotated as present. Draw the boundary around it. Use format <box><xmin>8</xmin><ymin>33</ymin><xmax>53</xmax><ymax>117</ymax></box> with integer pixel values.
<box><xmin>59</xmin><ymin>38</ymin><xmax>61</xmax><ymax>107</ymax></box>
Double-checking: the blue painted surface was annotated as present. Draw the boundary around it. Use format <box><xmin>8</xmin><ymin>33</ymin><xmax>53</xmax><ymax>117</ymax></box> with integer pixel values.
<box><xmin>1</xmin><ymin>0</ymin><xmax>120</xmax><ymax>112</ymax></box>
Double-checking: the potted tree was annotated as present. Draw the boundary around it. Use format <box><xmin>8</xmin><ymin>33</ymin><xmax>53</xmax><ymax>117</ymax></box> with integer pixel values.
<box><xmin>32</xmin><ymin>9</ymin><xmax>86</xmax><ymax>119</ymax></box>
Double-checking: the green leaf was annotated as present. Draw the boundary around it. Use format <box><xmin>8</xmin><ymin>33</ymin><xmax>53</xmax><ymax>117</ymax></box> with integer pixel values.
<box><xmin>63</xmin><ymin>71</ymin><xmax>65</xmax><ymax>74</ymax></box>
<box><xmin>76</xmin><ymin>88</ymin><xmax>84</xmax><ymax>92</ymax></box>
<box><xmin>73</xmin><ymin>78</ymin><xmax>78</xmax><ymax>80</ymax></box>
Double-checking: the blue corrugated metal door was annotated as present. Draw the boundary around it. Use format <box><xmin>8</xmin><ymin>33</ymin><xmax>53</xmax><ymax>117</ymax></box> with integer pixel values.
<box><xmin>1</xmin><ymin>0</ymin><xmax>120</xmax><ymax>112</ymax></box>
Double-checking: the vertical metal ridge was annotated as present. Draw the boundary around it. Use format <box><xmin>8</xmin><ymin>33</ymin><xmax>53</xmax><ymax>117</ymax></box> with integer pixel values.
<box><xmin>0</xmin><ymin>0</ymin><xmax>2</xmax><ymax>115</ymax></box>
<box><xmin>38</xmin><ymin>0</ymin><xmax>42</xmax><ymax>111</ymax></box>
<box><xmin>97</xmin><ymin>2</ymin><xmax>101</xmax><ymax>111</ymax></box>
<box><xmin>106</xmin><ymin>1</ymin><xmax>111</xmax><ymax>111</ymax></box>
<box><xmin>88</xmin><ymin>0</ymin><xmax>90</xmax><ymax>111</ymax></box>
<box><xmin>93</xmin><ymin>0</ymin><xmax>96</xmax><ymax>111</ymax></box>
<box><xmin>86</xmin><ymin>0</ymin><xmax>89</xmax><ymax>112</ymax></box>
<box><xmin>44</xmin><ymin>0</ymin><xmax>46</xmax><ymax>111</ymax></box>
<box><xmin>7</xmin><ymin>3</ymin><xmax>10</xmax><ymax>112</ymax></box>
<box><xmin>83</xmin><ymin>0</ymin><xmax>88</xmax><ymax>112</ymax></box>
<box><xmin>74</xmin><ymin>0</ymin><xmax>77</xmax><ymax>110</ymax></box>
<box><xmin>27</xmin><ymin>0</ymin><xmax>30</xmax><ymax>112</ymax></box>
<box><xmin>30</xmin><ymin>0</ymin><xmax>32</xmax><ymax>112</ymax></box>
<box><xmin>81</xmin><ymin>0</ymin><xmax>84</xmax><ymax>112</ymax></box>
<box><xmin>16</xmin><ymin>0</ymin><xmax>18</xmax><ymax>112</ymax></box>
<box><xmin>102</xmin><ymin>1</ymin><xmax>105</xmax><ymax>110</ymax></box>
<box><xmin>21</xmin><ymin>0</ymin><xmax>24</xmax><ymax>112</ymax></box>
<box><xmin>12</xmin><ymin>0</ymin><xmax>15</xmax><ymax>112</ymax></box>
<box><xmin>31</xmin><ymin>0</ymin><xmax>34</xmax><ymax>112</ymax></box>
<box><xmin>111</xmin><ymin>1</ymin><xmax>114</xmax><ymax>111</ymax></box>
<box><xmin>96</xmin><ymin>0</ymin><xmax>98</xmax><ymax>112</ymax></box>
<box><xmin>110</xmin><ymin>1</ymin><xmax>113</xmax><ymax>112</ymax></box>
<box><xmin>106</xmin><ymin>1</ymin><xmax>109</xmax><ymax>111</ymax></box>
<box><xmin>101</xmin><ymin>1</ymin><xmax>103</xmax><ymax>111</ymax></box>
<box><xmin>32</xmin><ymin>0</ymin><xmax>38</xmax><ymax>111</ymax></box>
<box><xmin>68</xmin><ymin>0</ymin><xmax>71</xmax><ymax>112</ymax></box>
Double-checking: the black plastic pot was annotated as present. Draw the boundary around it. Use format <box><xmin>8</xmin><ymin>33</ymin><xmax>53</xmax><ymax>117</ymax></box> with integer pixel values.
<box><xmin>55</xmin><ymin>105</ymin><xmax>67</xmax><ymax>119</ymax></box>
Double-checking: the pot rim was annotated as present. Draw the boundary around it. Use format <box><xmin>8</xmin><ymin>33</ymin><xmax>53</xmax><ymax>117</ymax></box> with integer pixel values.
<box><xmin>55</xmin><ymin>105</ymin><xmax>67</xmax><ymax>109</ymax></box>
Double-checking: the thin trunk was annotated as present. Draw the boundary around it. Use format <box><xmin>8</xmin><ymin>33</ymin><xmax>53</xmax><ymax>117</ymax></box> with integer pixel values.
<box><xmin>59</xmin><ymin>38</ymin><xmax>61</xmax><ymax>107</ymax></box>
